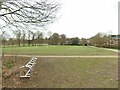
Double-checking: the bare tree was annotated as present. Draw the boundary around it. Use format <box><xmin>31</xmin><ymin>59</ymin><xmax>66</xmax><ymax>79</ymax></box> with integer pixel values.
<box><xmin>0</xmin><ymin>0</ymin><xmax>60</xmax><ymax>29</ymax></box>
<box><xmin>1</xmin><ymin>30</ymin><xmax>10</xmax><ymax>47</ymax></box>
<box><xmin>1</xmin><ymin>30</ymin><xmax>6</xmax><ymax>47</ymax></box>
<box><xmin>49</xmin><ymin>33</ymin><xmax>60</xmax><ymax>45</ymax></box>
<box><xmin>27</xmin><ymin>30</ymin><xmax>32</xmax><ymax>46</ymax></box>
<box><xmin>60</xmin><ymin>34</ymin><xmax>66</xmax><ymax>45</ymax></box>
<box><xmin>8</xmin><ymin>38</ymin><xmax>14</xmax><ymax>46</ymax></box>
<box><xmin>89</xmin><ymin>33</ymin><xmax>110</xmax><ymax>47</ymax></box>
<box><xmin>31</xmin><ymin>31</ymin><xmax>36</xmax><ymax>46</ymax></box>
<box><xmin>36</xmin><ymin>31</ymin><xmax>43</xmax><ymax>45</ymax></box>
<box><xmin>13</xmin><ymin>29</ymin><xmax>21</xmax><ymax>47</ymax></box>
<box><xmin>80</xmin><ymin>38</ymin><xmax>87</xmax><ymax>46</ymax></box>
<box><xmin>21</xmin><ymin>30</ymin><xmax>26</xmax><ymax>46</ymax></box>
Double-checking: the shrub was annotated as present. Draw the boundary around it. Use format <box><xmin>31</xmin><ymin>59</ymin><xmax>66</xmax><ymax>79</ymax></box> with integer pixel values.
<box><xmin>4</xmin><ymin>60</ymin><xmax>14</xmax><ymax>68</ymax></box>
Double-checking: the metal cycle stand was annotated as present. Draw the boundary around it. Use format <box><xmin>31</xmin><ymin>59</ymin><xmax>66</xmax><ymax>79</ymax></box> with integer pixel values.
<box><xmin>19</xmin><ymin>57</ymin><xmax>37</xmax><ymax>79</ymax></box>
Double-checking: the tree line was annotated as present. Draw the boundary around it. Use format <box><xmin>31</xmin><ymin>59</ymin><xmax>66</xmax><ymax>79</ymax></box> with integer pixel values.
<box><xmin>2</xmin><ymin>29</ymin><xmax>116</xmax><ymax>48</ymax></box>
<box><xmin>1</xmin><ymin>30</ymin><xmax>81</xmax><ymax>47</ymax></box>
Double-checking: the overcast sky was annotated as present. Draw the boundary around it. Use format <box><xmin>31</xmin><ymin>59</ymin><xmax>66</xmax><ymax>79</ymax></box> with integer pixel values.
<box><xmin>0</xmin><ymin>0</ymin><xmax>119</xmax><ymax>39</ymax></box>
<box><xmin>48</xmin><ymin>0</ymin><xmax>119</xmax><ymax>38</ymax></box>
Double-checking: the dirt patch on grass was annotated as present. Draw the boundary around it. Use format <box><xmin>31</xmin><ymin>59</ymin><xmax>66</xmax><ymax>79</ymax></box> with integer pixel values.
<box><xmin>2</xmin><ymin>56</ymin><xmax>30</xmax><ymax>88</ymax></box>
<box><xmin>2</xmin><ymin>56</ymin><xmax>118</xmax><ymax>88</ymax></box>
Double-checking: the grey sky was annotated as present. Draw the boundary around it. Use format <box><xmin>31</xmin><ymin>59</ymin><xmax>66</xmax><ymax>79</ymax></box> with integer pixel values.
<box><xmin>48</xmin><ymin>0</ymin><xmax>119</xmax><ymax>38</ymax></box>
<box><xmin>0</xmin><ymin>0</ymin><xmax>119</xmax><ymax>39</ymax></box>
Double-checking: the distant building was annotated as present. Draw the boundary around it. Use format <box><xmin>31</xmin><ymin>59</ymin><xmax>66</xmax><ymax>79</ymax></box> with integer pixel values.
<box><xmin>104</xmin><ymin>35</ymin><xmax>120</xmax><ymax>48</ymax></box>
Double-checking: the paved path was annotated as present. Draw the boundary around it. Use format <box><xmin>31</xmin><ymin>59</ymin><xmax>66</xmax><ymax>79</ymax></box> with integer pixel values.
<box><xmin>4</xmin><ymin>55</ymin><xmax>118</xmax><ymax>58</ymax></box>
<box><xmin>90</xmin><ymin>46</ymin><xmax>119</xmax><ymax>53</ymax></box>
<box><xmin>102</xmin><ymin>48</ymin><xmax>119</xmax><ymax>53</ymax></box>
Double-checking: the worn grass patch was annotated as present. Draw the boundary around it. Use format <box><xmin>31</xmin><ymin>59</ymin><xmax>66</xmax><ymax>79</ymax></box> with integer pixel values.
<box><xmin>4</xmin><ymin>57</ymin><xmax>118</xmax><ymax>88</ymax></box>
<box><xmin>33</xmin><ymin>57</ymin><xmax>118</xmax><ymax>88</ymax></box>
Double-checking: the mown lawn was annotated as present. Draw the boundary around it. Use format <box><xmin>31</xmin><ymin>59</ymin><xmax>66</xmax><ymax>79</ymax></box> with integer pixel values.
<box><xmin>5</xmin><ymin>57</ymin><xmax>118</xmax><ymax>88</ymax></box>
<box><xmin>2</xmin><ymin>46</ymin><xmax>117</xmax><ymax>55</ymax></box>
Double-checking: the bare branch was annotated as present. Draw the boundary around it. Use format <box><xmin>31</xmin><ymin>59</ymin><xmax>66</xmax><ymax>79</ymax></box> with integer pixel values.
<box><xmin>0</xmin><ymin>0</ymin><xmax>60</xmax><ymax>30</ymax></box>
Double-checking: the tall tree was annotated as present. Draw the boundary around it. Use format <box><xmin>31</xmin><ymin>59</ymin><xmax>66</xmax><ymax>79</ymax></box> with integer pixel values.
<box><xmin>60</xmin><ymin>34</ymin><xmax>66</xmax><ymax>45</ymax></box>
<box><xmin>27</xmin><ymin>30</ymin><xmax>32</xmax><ymax>46</ymax></box>
<box><xmin>13</xmin><ymin>30</ymin><xmax>21</xmax><ymax>47</ymax></box>
<box><xmin>80</xmin><ymin>38</ymin><xmax>87</xmax><ymax>46</ymax></box>
<box><xmin>1</xmin><ymin>30</ymin><xmax>11</xmax><ymax>47</ymax></box>
<box><xmin>71</xmin><ymin>37</ymin><xmax>80</xmax><ymax>45</ymax></box>
<box><xmin>89</xmin><ymin>33</ymin><xmax>110</xmax><ymax>47</ymax></box>
<box><xmin>31</xmin><ymin>31</ymin><xmax>36</xmax><ymax>46</ymax></box>
<box><xmin>49</xmin><ymin>33</ymin><xmax>60</xmax><ymax>45</ymax></box>
<box><xmin>8</xmin><ymin>38</ymin><xmax>14</xmax><ymax>46</ymax></box>
<box><xmin>21</xmin><ymin>30</ymin><xmax>26</xmax><ymax>46</ymax></box>
<box><xmin>36</xmin><ymin>31</ymin><xmax>43</xmax><ymax>45</ymax></box>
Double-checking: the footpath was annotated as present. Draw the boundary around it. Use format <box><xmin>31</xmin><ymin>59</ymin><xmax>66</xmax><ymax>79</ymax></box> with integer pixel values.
<box><xmin>90</xmin><ymin>46</ymin><xmax>119</xmax><ymax>53</ymax></box>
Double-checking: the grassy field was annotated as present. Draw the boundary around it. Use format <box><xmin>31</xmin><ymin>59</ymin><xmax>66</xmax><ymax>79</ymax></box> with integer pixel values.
<box><xmin>3</xmin><ymin>57</ymin><xmax>118</xmax><ymax>88</ymax></box>
<box><xmin>3</xmin><ymin>46</ymin><xmax>117</xmax><ymax>55</ymax></box>
<box><xmin>2</xmin><ymin>46</ymin><xmax>118</xmax><ymax>88</ymax></box>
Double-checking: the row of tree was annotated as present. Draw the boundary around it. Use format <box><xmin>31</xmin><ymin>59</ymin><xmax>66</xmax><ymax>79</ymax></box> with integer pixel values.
<box><xmin>2</xmin><ymin>29</ymin><xmax>114</xmax><ymax>48</ymax></box>
<box><xmin>1</xmin><ymin>30</ymin><xmax>81</xmax><ymax>47</ymax></box>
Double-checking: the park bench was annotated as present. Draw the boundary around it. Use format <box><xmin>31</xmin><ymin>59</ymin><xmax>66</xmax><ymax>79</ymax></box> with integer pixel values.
<box><xmin>19</xmin><ymin>57</ymin><xmax>37</xmax><ymax>78</ymax></box>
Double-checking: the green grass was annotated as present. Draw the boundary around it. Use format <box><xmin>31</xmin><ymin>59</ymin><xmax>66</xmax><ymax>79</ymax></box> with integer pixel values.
<box><xmin>3</xmin><ymin>60</ymin><xmax>14</xmax><ymax>68</ymax></box>
<box><xmin>3</xmin><ymin>46</ymin><xmax>117</xmax><ymax>55</ymax></box>
<box><xmin>29</xmin><ymin>57</ymin><xmax>118</xmax><ymax>88</ymax></box>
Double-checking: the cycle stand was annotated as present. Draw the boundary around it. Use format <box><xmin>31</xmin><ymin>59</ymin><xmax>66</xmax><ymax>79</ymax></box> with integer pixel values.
<box><xmin>19</xmin><ymin>57</ymin><xmax>37</xmax><ymax>79</ymax></box>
